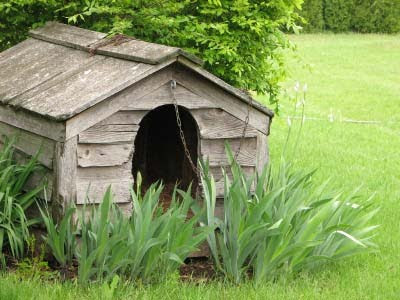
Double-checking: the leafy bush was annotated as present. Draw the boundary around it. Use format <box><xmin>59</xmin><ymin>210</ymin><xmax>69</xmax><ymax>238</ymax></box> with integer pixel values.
<box><xmin>41</xmin><ymin>177</ymin><xmax>209</xmax><ymax>284</ymax></box>
<box><xmin>323</xmin><ymin>0</ymin><xmax>354</xmax><ymax>32</ymax></box>
<box><xmin>300</xmin><ymin>0</ymin><xmax>400</xmax><ymax>33</ymax></box>
<box><xmin>200</xmin><ymin>146</ymin><xmax>378</xmax><ymax>284</ymax></box>
<box><xmin>0</xmin><ymin>137</ymin><xmax>43</xmax><ymax>266</ymax></box>
<box><xmin>39</xmin><ymin>206</ymin><xmax>77</xmax><ymax>269</ymax></box>
<box><xmin>299</xmin><ymin>0</ymin><xmax>324</xmax><ymax>32</ymax></box>
<box><xmin>351</xmin><ymin>0</ymin><xmax>400</xmax><ymax>33</ymax></box>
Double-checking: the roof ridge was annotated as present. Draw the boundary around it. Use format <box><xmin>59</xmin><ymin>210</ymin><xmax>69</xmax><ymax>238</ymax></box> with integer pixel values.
<box><xmin>29</xmin><ymin>22</ymin><xmax>203</xmax><ymax>66</ymax></box>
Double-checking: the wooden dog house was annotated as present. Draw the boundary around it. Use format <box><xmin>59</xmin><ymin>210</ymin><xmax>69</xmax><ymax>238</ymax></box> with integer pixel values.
<box><xmin>0</xmin><ymin>22</ymin><xmax>273</xmax><ymax>214</ymax></box>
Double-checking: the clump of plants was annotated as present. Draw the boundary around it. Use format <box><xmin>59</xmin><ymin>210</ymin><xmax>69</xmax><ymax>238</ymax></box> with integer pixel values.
<box><xmin>40</xmin><ymin>174</ymin><xmax>209</xmax><ymax>284</ymax></box>
<box><xmin>0</xmin><ymin>137</ymin><xmax>43</xmax><ymax>268</ymax></box>
<box><xmin>200</xmin><ymin>146</ymin><xmax>378</xmax><ymax>284</ymax></box>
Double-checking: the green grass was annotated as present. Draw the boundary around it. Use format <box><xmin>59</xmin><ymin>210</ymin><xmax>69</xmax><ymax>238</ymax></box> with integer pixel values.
<box><xmin>1</xmin><ymin>33</ymin><xmax>399</xmax><ymax>299</ymax></box>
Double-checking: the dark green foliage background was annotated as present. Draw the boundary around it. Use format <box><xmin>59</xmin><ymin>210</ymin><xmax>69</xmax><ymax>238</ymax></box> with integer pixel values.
<box><xmin>0</xmin><ymin>0</ymin><xmax>304</xmax><ymax>109</ymax></box>
<box><xmin>300</xmin><ymin>0</ymin><xmax>400</xmax><ymax>33</ymax></box>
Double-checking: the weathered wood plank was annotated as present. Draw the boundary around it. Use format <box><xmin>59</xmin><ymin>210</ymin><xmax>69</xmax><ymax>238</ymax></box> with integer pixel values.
<box><xmin>24</xmin><ymin>168</ymin><xmax>54</xmax><ymax>201</ymax></box>
<box><xmin>20</xmin><ymin>58</ymin><xmax>152</xmax><ymax>118</ymax></box>
<box><xmin>0</xmin><ymin>105</ymin><xmax>65</xmax><ymax>141</ymax></box>
<box><xmin>76</xmin><ymin>178</ymin><xmax>133</xmax><ymax>204</ymax></box>
<box><xmin>122</xmin><ymin>82</ymin><xmax>216</xmax><ymax>111</ymax></box>
<box><xmin>66</xmin><ymin>66</ymin><xmax>173</xmax><ymax>138</ymax></box>
<box><xmin>77</xmin><ymin>164</ymin><xmax>132</xmax><ymax>181</ymax></box>
<box><xmin>77</xmin><ymin>144</ymin><xmax>133</xmax><ymax>167</ymax></box>
<box><xmin>0</xmin><ymin>39</ymin><xmax>84</xmax><ymax>103</ymax></box>
<box><xmin>256</xmin><ymin>132</ymin><xmax>269</xmax><ymax>174</ymax></box>
<box><xmin>191</xmin><ymin>108</ymin><xmax>258</xmax><ymax>139</ymax></box>
<box><xmin>176</xmin><ymin>57</ymin><xmax>274</xmax><ymax>118</ymax></box>
<box><xmin>208</xmin><ymin>166</ymin><xmax>255</xmax><ymax>198</ymax></box>
<box><xmin>53</xmin><ymin>137</ymin><xmax>78</xmax><ymax>213</ymax></box>
<box><xmin>86</xmin><ymin>124</ymin><xmax>139</xmax><ymax>132</ymax></box>
<box><xmin>201</xmin><ymin>138</ymin><xmax>257</xmax><ymax>167</ymax></box>
<box><xmin>79</xmin><ymin>131</ymin><xmax>137</xmax><ymax>144</ymax></box>
<box><xmin>96</xmin><ymin>111</ymin><xmax>147</xmax><ymax>126</ymax></box>
<box><xmin>0</xmin><ymin>121</ymin><xmax>55</xmax><ymax>169</ymax></box>
<box><xmin>29</xmin><ymin>22</ymin><xmax>106</xmax><ymax>50</ymax></box>
<box><xmin>173</xmin><ymin>64</ymin><xmax>271</xmax><ymax>135</ymax></box>
<box><xmin>76</xmin><ymin>202</ymin><xmax>133</xmax><ymax>220</ymax></box>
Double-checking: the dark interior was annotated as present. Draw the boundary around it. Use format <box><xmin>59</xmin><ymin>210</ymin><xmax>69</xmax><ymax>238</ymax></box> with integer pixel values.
<box><xmin>132</xmin><ymin>105</ymin><xmax>198</xmax><ymax>193</ymax></box>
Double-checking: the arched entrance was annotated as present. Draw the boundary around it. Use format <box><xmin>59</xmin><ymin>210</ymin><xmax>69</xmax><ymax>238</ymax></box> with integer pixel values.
<box><xmin>132</xmin><ymin>105</ymin><xmax>199</xmax><ymax>195</ymax></box>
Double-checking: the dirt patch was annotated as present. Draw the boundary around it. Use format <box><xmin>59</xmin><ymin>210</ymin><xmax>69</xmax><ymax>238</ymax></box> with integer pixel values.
<box><xmin>180</xmin><ymin>257</ymin><xmax>217</xmax><ymax>282</ymax></box>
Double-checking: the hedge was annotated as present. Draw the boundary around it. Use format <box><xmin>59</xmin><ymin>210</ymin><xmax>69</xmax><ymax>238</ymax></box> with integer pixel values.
<box><xmin>300</xmin><ymin>0</ymin><xmax>400</xmax><ymax>33</ymax></box>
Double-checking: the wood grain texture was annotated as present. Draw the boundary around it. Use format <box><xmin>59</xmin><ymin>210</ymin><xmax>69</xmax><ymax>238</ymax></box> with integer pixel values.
<box><xmin>0</xmin><ymin>105</ymin><xmax>65</xmax><ymax>141</ymax></box>
<box><xmin>77</xmin><ymin>144</ymin><xmax>133</xmax><ymax>167</ymax></box>
<box><xmin>76</xmin><ymin>178</ymin><xmax>133</xmax><ymax>204</ymax></box>
<box><xmin>176</xmin><ymin>57</ymin><xmax>274</xmax><ymax>118</ymax></box>
<box><xmin>0</xmin><ymin>121</ymin><xmax>55</xmax><ymax>169</ymax></box>
<box><xmin>201</xmin><ymin>138</ymin><xmax>257</xmax><ymax>167</ymax></box>
<box><xmin>79</xmin><ymin>131</ymin><xmax>137</xmax><ymax>144</ymax></box>
<box><xmin>77</xmin><ymin>164</ymin><xmax>132</xmax><ymax>181</ymax></box>
<box><xmin>53</xmin><ymin>137</ymin><xmax>78</xmax><ymax>212</ymax></box>
<box><xmin>191</xmin><ymin>108</ymin><xmax>258</xmax><ymax>139</ymax></box>
<box><xmin>65</xmin><ymin>66</ymin><xmax>172</xmax><ymax>138</ymax></box>
<box><xmin>173</xmin><ymin>64</ymin><xmax>271</xmax><ymax>135</ymax></box>
<box><xmin>96</xmin><ymin>111</ymin><xmax>147</xmax><ymax>126</ymax></box>
<box><xmin>85</xmin><ymin>124</ymin><xmax>139</xmax><ymax>132</ymax></box>
<box><xmin>256</xmin><ymin>132</ymin><xmax>269</xmax><ymax>174</ymax></box>
<box><xmin>122</xmin><ymin>82</ymin><xmax>216</xmax><ymax>111</ymax></box>
<box><xmin>209</xmin><ymin>166</ymin><xmax>255</xmax><ymax>198</ymax></box>
<box><xmin>29</xmin><ymin>22</ymin><xmax>106</xmax><ymax>50</ymax></box>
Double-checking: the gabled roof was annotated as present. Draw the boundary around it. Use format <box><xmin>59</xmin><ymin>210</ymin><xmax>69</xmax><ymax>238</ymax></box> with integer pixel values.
<box><xmin>0</xmin><ymin>22</ymin><xmax>273</xmax><ymax>121</ymax></box>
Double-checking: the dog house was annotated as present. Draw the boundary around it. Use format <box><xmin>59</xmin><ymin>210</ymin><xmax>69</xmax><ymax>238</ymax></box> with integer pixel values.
<box><xmin>0</xmin><ymin>22</ymin><xmax>273</xmax><ymax>215</ymax></box>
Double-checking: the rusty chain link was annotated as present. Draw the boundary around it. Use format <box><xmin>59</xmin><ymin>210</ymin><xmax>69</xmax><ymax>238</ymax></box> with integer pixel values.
<box><xmin>170</xmin><ymin>80</ymin><xmax>251</xmax><ymax>178</ymax></box>
<box><xmin>170</xmin><ymin>80</ymin><xmax>202</xmax><ymax>179</ymax></box>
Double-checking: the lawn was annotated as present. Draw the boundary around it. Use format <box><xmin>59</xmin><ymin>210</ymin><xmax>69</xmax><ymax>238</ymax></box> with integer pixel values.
<box><xmin>1</xmin><ymin>33</ymin><xmax>399</xmax><ymax>299</ymax></box>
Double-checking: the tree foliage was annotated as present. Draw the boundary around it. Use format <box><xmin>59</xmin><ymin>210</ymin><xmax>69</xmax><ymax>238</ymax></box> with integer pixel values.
<box><xmin>299</xmin><ymin>0</ymin><xmax>400</xmax><ymax>33</ymax></box>
<box><xmin>0</xmin><ymin>0</ymin><xmax>304</xmax><ymax>109</ymax></box>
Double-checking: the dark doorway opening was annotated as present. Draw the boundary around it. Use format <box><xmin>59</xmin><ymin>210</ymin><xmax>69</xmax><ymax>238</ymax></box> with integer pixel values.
<box><xmin>132</xmin><ymin>105</ymin><xmax>198</xmax><ymax>196</ymax></box>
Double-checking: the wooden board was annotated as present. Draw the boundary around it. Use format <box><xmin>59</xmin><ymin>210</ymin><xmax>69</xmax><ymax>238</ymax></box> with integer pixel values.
<box><xmin>201</xmin><ymin>138</ymin><xmax>257</xmax><ymax>167</ymax></box>
<box><xmin>77</xmin><ymin>164</ymin><xmax>132</xmax><ymax>181</ymax></box>
<box><xmin>173</xmin><ymin>64</ymin><xmax>271</xmax><ymax>135</ymax></box>
<box><xmin>79</xmin><ymin>131</ymin><xmax>136</xmax><ymax>144</ymax></box>
<box><xmin>24</xmin><ymin>168</ymin><xmax>53</xmax><ymax>201</ymax></box>
<box><xmin>52</xmin><ymin>137</ymin><xmax>78</xmax><ymax>214</ymax></box>
<box><xmin>208</xmin><ymin>166</ymin><xmax>255</xmax><ymax>198</ymax></box>
<box><xmin>0</xmin><ymin>105</ymin><xmax>65</xmax><ymax>142</ymax></box>
<box><xmin>256</xmin><ymin>132</ymin><xmax>269</xmax><ymax>174</ymax></box>
<box><xmin>65</xmin><ymin>66</ymin><xmax>173</xmax><ymax>138</ymax></box>
<box><xmin>122</xmin><ymin>82</ymin><xmax>216</xmax><ymax>111</ymax></box>
<box><xmin>77</xmin><ymin>144</ymin><xmax>133</xmax><ymax>167</ymax></box>
<box><xmin>29</xmin><ymin>22</ymin><xmax>107</xmax><ymax>50</ymax></box>
<box><xmin>76</xmin><ymin>178</ymin><xmax>133</xmax><ymax>204</ymax></box>
<box><xmin>96</xmin><ymin>111</ymin><xmax>147</xmax><ymax>126</ymax></box>
<box><xmin>0</xmin><ymin>121</ymin><xmax>55</xmax><ymax>169</ymax></box>
<box><xmin>85</xmin><ymin>124</ymin><xmax>139</xmax><ymax>132</ymax></box>
<box><xmin>191</xmin><ymin>108</ymin><xmax>258</xmax><ymax>139</ymax></box>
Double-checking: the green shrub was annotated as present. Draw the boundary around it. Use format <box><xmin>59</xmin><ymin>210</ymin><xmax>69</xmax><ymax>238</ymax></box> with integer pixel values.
<box><xmin>39</xmin><ymin>206</ymin><xmax>77</xmax><ymax>269</ymax></box>
<box><xmin>323</xmin><ymin>0</ymin><xmax>354</xmax><ymax>32</ymax></box>
<box><xmin>351</xmin><ymin>0</ymin><xmax>400</xmax><ymax>33</ymax></box>
<box><xmin>299</xmin><ymin>0</ymin><xmax>400</xmax><ymax>33</ymax></box>
<box><xmin>0</xmin><ymin>137</ymin><xmax>43</xmax><ymax>266</ymax></box>
<box><xmin>42</xmin><ymin>177</ymin><xmax>209</xmax><ymax>284</ymax></box>
<box><xmin>300</xmin><ymin>0</ymin><xmax>325</xmax><ymax>32</ymax></box>
<box><xmin>200</xmin><ymin>145</ymin><xmax>378</xmax><ymax>284</ymax></box>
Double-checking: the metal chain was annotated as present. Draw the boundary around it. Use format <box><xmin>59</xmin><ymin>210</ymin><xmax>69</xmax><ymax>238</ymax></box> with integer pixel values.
<box><xmin>170</xmin><ymin>80</ymin><xmax>201</xmax><ymax>179</ymax></box>
<box><xmin>170</xmin><ymin>80</ymin><xmax>251</xmax><ymax>175</ymax></box>
<box><xmin>234</xmin><ymin>94</ymin><xmax>252</xmax><ymax>162</ymax></box>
